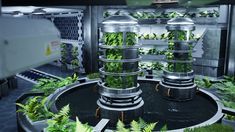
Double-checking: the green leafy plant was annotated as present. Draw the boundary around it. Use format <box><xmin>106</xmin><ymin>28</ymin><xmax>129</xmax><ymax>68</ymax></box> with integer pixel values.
<box><xmin>152</xmin><ymin>62</ymin><xmax>164</xmax><ymax>70</ymax></box>
<box><xmin>33</xmin><ymin>74</ymin><xmax>78</xmax><ymax>96</ymax></box>
<box><xmin>103</xmin><ymin>32</ymin><xmax>123</xmax><ymax>46</ymax></box>
<box><xmin>61</xmin><ymin>43</ymin><xmax>67</xmax><ymax>67</ymax></box>
<box><xmin>184</xmin><ymin>123</ymin><xmax>234</xmax><ymax>132</ymax></box>
<box><xmin>194</xmin><ymin>77</ymin><xmax>212</xmax><ymax>88</ymax></box>
<box><xmin>222</xmin><ymin>100</ymin><xmax>235</xmax><ymax>121</ymax></box>
<box><xmin>138</xmin><ymin>33</ymin><xmax>158</xmax><ymax>40</ymax></box>
<box><xmin>75</xmin><ymin>117</ymin><xmax>93</xmax><ymax>132</ymax></box>
<box><xmin>199</xmin><ymin>10</ymin><xmax>219</xmax><ymax>17</ymax></box>
<box><xmin>46</xmin><ymin>105</ymin><xmax>75</xmax><ymax>132</ymax></box>
<box><xmin>103</xmin><ymin>32</ymin><xmax>137</xmax><ymax>89</ymax></box>
<box><xmin>16</xmin><ymin>96</ymin><xmax>53</xmax><ymax>122</ymax></box>
<box><xmin>87</xmin><ymin>73</ymin><xmax>100</xmax><ymax>79</ymax></box>
<box><xmin>105</xmin><ymin>75</ymin><xmax>134</xmax><ymax>88</ymax></box>
<box><xmin>165</xmin><ymin>31</ymin><xmax>195</xmax><ymax>72</ymax></box>
<box><xmin>116</xmin><ymin>118</ymin><xmax>157</xmax><ymax>132</ymax></box>
<box><xmin>126</xmin><ymin>32</ymin><xmax>137</xmax><ymax>46</ymax></box>
<box><xmin>214</xmin><ymin>81</ymin><xmax>235</xmax><ymax>101</ymax></box>
<box><xmin>71</xmin><ymin>47</ymin><xmax>79</xmax><ymax>69</ymax></box>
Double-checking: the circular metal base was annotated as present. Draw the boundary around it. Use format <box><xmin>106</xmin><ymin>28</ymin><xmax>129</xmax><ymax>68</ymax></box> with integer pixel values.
<box><xmin>97</xmin><ymin>100</ymin><xmax>144</xmax><ymax>127</ymax></box>
<box><xmin>158</xmin><ymin>81</ymin><xmax>197</xmax><ymax>101</ymax></box>
<box><xmin>45</xmin><ymin>80</ymin><xmax>224</xmax><ymax>131</ymax></box>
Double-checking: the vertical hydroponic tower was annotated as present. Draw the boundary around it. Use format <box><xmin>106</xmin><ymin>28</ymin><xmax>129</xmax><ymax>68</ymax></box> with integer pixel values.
<box><xmin>159</xmin><ymin>18</ymin><xmax>197</xmax><ymax>101</ymax></box>
<box><xmin>97</xmin><ymin>15</ymin><xmax>143</xmax><ymax>125</ymax></box>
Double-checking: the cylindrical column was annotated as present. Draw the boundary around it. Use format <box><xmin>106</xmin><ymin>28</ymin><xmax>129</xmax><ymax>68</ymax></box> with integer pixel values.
<box><xmin>97</xmin><ymin>15</ymin><xmax>143</xmax><ymax>125</ymax></box>
<box><xmin>159</xmin><ymin>18</ymin><xmax>197</xmax><ymax>101</ymax></box>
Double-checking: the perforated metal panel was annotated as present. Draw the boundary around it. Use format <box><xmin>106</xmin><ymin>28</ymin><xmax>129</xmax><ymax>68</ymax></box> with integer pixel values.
<box><xmin>48</xmin><ymin>12</ymin><xmax>85</xmax><ymax>73</ymax></box>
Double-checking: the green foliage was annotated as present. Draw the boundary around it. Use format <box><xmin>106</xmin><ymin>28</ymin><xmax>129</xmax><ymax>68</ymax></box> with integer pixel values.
<box><xmin>139</xmin><ymin>62</ymin><xmax>164</xmax><ymax>71</ymax></box>
<box><xmin>103</xmin><ymin>32</ymin><xmax>123</xmax><ymax>46</ymax></box>
<box><xmin>194</xmin><ymin>77</ymin><xmax>212</xmax><ymax>88</ymax></box>
<box><xmin>103</xmin><ymin>32</ymin><xmax>136</xmax><ymax>46</ymax></box>
<box><xmin>222</xmin><ymin>100</ymin><xmax>235</xmax><ymax>121</ymax></box>
<box><xmin>214</xmin><ymin>81</ymin><xmax>235</xmax><ymax>101</ymax></box>
<box><xmin>46</xmin><ymin>105</ymin><xmax>75</xmax><ymax>132</ymax></box>
<box><xmin>138</xmin><ymin>48</ymin><xmax>166</xmax><ymax>55</ymax></box>
<box><xmin>87</xmin><ymin>73</ymin><xmax>100</xmax><ymax>79</ymax></box>
<box><xmin>138</xmin><ymin>71</ymin><xmax>145</xmax><ymax>77</ymax></box>
<box><xmin>160</xmin><ymin>125</ymin><xmax>168</xmax><ymax>132</ymax></box>
<box><xmin>33</xmin><ymin>74</ymin><xmax>78</xmax><ymax>96</ymax></box>
<box><xmin>71</xmin><ymin>46</ymin><xmax>79</xmax><ymax>68</ymax></box>
<box><xmin>152</xmin><ymin>62</ymin><xmax>164</xmax><ymax>70</ymax></box>
<box><xmin>103</xmin><ymin>9</ymin><xmax>219</xmax><ymax>19</ymax></box>
<box><xmin>116</xmin><ymin>120</ymin><xmax>130</xmax><ymax>132</ymax></box>
<box><xmin>61</xmin><ymin>43</ymin><xmax>67</xmax><ymax>65</ymax></box>
<box><xmin>165</xmin><ymin>30</ymin><xmax>195</xmax><ymax>72</ymax></box>
<box><xmin>16</xmin><ymin>96</ymin><xmax>53</xmax><ymax>122</ymax></box>
<box><xmin>199</xmin><ymin>10</ymin><xmax>219</xmax><ymax>17</ymax></box>
<box><xmin>75</xmin><ymin>117</ymin><xmax>93</xmax><ymax>132</ymax></box>
<box><xmin>103</xmin><ymin>32</ymin><xmax>137</xmax><ymax>89</ymax></box>
<box><xmin>184</xmin><ymin>123</ymin><xmax>234</xmax><ymax>132</ymax></box>
<box><xmin>116</xmin><ymin>118</ymin><xmax>157</xmax><ymax>132</ymax></box>
<box><xmin>105</xmin><ymin>75</ymin><xmax>134</xmax><ymax>88</ymax></box>
<box><xmin>138</xmin><ymin>33</ymin><xmax>158</xmax><ymax>40</ymax></box>
<box><xmin>126</xmin><ymin>32</ymin><xmax>137</xmax><ymax>46</ymax></box>
<box><xmin>105</xmin><ymin>49</ymin><xmax>123</xmax><ymax>73</ymax></box>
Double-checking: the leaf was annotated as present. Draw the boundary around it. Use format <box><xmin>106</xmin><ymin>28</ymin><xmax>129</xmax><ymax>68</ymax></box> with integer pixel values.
<box><xmin>138</xmin><ymin>118</ymin><xmax>147</xmax><ymax>128</ymax></box>
<box><xmin>75</xmin><ymin>117</ymin><xmax>92</xmax><ymax>132</ymax></box>
<box><xmin>143</xmin><ymin>123</ymin><xmax>157</xmax><ymax>132</ymax></box>
<box><xmin>130</xmin><ymin>120</ymin><xmax>141</xmax><ymax>132</ymax></box>
<box><xmin>160</xmin><ymin>125</ymin><xmax>168</xmax><ymax>132</ymax></box>
<box><xmin>116</xmin><ymin>120</ymin><xmax>130</xmax><ymax>132</ymax></box>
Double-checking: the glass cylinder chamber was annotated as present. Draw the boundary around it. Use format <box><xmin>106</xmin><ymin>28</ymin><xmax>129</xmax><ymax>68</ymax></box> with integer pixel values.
<box><xmin>159</xmin><ymin>18</ymin><xmax>197</xmax><ymax>101</ymax></box>
<box><xmin>97</xmin><ymin>15</ymin><xmax>144</xmax><ymax>125</ymax></box>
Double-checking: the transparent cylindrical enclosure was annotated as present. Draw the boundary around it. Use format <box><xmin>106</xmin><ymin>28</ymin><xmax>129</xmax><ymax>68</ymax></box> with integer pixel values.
<box><xmin>165</xmin><ymin>18</ymin><xmax>195</xmax><ymax>73</ymax></box>
<box><xmin>97</xmin><ymin>15</ymin><xmax>144</xmax><ymax>125</ymax></box>
<box><xmin>159</xmin><ymin>18</ymin><xmax>197</xmax><ymax>101</ymax></box>
<box><xmin>99</xmin><ymin>16</ymin><xmax>141</xmax><ymax>89</ymax></box>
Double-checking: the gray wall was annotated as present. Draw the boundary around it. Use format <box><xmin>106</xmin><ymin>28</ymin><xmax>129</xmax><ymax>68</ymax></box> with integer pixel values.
<box><xmin>193</xmin><ymin>27</ymin><xmax>227</xmax><ymax>77</ymax></box>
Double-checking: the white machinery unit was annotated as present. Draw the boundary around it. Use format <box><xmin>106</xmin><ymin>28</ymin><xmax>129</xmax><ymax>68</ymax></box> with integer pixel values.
<box><xmin>0</xmin><ymin>17</ymin><xmax>61</xmax><ymax>79</ymax></box>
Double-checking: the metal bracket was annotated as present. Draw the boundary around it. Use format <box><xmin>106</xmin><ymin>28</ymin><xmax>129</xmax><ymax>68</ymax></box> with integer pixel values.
<box><xmin>93</xmin><ymin>118</ymin><xmax>109</xmax><ymax>132</ymax></box>
<box><xmin>222</xmin><ymin>107</ymin><xmax>235</xmax><ymax>116</ymax></box>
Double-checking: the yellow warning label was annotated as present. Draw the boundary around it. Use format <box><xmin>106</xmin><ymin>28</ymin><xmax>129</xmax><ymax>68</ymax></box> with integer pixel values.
<box><xmin>45</xmin><ymin>44</ymin><xmax>52</xmax><ymax>56</ymax></box>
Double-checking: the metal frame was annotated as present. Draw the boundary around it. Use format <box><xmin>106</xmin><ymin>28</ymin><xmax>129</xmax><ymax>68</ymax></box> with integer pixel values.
<box><xmin>83</xmin><ymin>6</ymin><xmax>103</xmax><ymax>73</ymax></box>
<box><xmin>226</xmin><ymin>5</ymin><xmax>235</xmax><ymax>76</ymax></box>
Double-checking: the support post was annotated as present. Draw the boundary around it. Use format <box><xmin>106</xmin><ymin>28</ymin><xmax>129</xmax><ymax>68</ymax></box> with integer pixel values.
<box><xmin>226</xmin><ymin>5</ymin><xmax>235</xmax><ymax>76</ymax></box>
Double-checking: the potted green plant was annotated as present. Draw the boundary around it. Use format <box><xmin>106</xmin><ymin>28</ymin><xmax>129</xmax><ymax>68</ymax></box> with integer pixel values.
<box><xmin>45</xmin><ymin>105</ymin><xmax>75</xmax><ymax>132</ymax></box>
<box><xmin>16</xmin><ymin>96</ymin><xmax>54</xmax><ymax>131</ymax></box>
<box><xmin>32</xmin><ymin>74</ymin><xmax>78</xmax><ymax>96</ymax></box>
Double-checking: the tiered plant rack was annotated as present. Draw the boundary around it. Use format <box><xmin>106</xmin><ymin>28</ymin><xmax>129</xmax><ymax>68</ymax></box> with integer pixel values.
<box><xmin>97</xmin><ymin>15</ymin><xmax>144</xmax><ymax>125</ymax></box>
